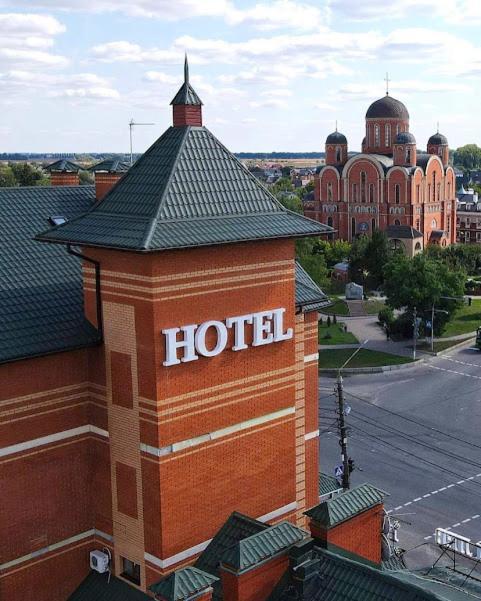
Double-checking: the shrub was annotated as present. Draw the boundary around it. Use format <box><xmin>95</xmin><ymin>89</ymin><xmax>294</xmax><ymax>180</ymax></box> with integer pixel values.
<box><xmin>378</xmin><ymin>306</ymin><xmax>394</xmax><ymax>326</ymax></box>
<box><xmin>333</xmin><ymin>314</ymin><xmax>337</xmax><ymax>324</ymax></box>
<box><xmin>323</xmin><ymin>332</ymin><xmax>332</xmax><ymax>340</ymax></box>
<box><xmin>327</xmin><ymin>315</ymin><xmax>331</xmax><ymax>327</ymax></box>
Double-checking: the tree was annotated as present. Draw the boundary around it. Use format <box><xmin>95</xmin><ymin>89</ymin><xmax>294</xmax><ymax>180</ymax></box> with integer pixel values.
<box><xmin>453</xmin><ymin>144</ymin><xmax>481</xmax><ymax>171</ymax></box>
<box><xmin>79</xmin><ymin>170</ymin><xmax>94</xmax><ymax>185</ymax></box>
<box><xmin>0</xmin><ymin>165</ymin><xmax>16</xmax><ymax>187</ymax></box>
<box><xmin>383</xmin><ymin>253</ymin><xmax>466</xmax><ymax>335</ymax></box>
<box><xmin>349</xmin><ymin>231</ymin><xmax>391</xmax><ymax>289</ymax></box>
<box><xmin>9</xmin><ymin>162</ymin><xmax>47</xmax><ymax>186</ymax></box>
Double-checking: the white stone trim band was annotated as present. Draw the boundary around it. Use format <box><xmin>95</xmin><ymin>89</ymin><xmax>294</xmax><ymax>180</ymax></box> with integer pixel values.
<box><xmin>140</xmin><ymin>407</ymin><xmax>295</xmax><ymax>458</ymax></box>
<box><xmin>0</xmin><ymin>425</ymin><xmax>109</xmax><ymax>458</ymax></box>
<box><xmin>304</xmin><ymin>430</ymin><xmax>320</xmax><ymax>441</ymax></box>
<box><xmin>144</xmin><ymin>502</ymin><xmax>298</xmax><ymax>569</ymax></box>
<box><xmin>304</xmin><ymin>353</ymin><xmax>319</xmax><ymax>363</ymax></box>
<box><xmin>0</xmin><ymin>529</ymin><xmax>112</xmax><ymax>571</ymax></box>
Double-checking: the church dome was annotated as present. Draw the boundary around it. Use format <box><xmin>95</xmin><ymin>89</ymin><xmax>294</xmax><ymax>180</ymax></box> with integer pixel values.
<box><xmin>428</xmin><ymin>132</ymin><xmax>448</xmax><ymax>145</ymax></box>
<box><xmin>395</xmin><ymin>131</ymin><xmax>416</xmax><ymax>145</ymax></box>
<box><xmin>366</xmin><ymin>95</ymin><xmax>409</xmax><ymax>120</ymax></box>
<box><xmin>326</xmin><ymin>131</ymin><xmax>347</xmax><ymax>145</ymax></box>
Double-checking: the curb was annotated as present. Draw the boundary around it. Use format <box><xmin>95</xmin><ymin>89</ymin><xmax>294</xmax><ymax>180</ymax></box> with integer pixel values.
<box><xmin>417</xmin><ymin>336</ymin><xmax>476</xmax><ymax>357</ymax></box>
<box><xmin>319</xmin><ymin>359</ymin><xmax>422</xmax><ymax>376</ymax></box>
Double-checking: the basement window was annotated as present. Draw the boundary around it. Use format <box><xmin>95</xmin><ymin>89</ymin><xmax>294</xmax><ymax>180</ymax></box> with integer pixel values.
<box><xmin>121</xmin><ymin>557</ymin><xmax>140</xmax><ymax>586</ymax></box>
<box><xmin>48</xmin><ymin>215</ymin><xmax>67</xmax><ymax>226</ymax></box>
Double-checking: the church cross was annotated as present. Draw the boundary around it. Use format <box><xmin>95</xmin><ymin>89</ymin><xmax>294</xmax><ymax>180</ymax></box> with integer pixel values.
<box><xmin>384</xmin><ymin>72</ymin><xmax>390</xmax><ymax>95</ymax></box>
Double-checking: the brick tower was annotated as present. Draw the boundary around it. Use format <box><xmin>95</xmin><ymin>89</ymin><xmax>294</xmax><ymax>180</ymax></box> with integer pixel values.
<box><xmin>36</xmin><ymin>59</ymin><xmax>330</xmax><ymax>594</ymax></box>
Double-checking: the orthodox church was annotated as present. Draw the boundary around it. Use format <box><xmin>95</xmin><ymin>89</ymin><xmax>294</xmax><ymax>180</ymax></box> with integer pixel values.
<box><xmin>305</xmin><ymin>85</ymin><xmax>456</xmax><ymax>249</ymax></box>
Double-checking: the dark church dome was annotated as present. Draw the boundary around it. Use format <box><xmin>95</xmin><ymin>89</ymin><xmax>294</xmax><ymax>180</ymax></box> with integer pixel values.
<box><xmin>326</xmin><ymin>131</ymin><xmax>347</xmax><ymax>145</ymax></box>
<box><xmin>428</xmin><ymin>132</ymin><xmax>448</xmax><ymax>145</ymax></box>
<box><xmin>395</xmin><ymin>132</ymin><xmax>416</xmax><ymax>145</ymax></box>
<box><xmin>366</xmin><ymin>95</ymin><xmax>409</xmax><ymax>120</ymax></box>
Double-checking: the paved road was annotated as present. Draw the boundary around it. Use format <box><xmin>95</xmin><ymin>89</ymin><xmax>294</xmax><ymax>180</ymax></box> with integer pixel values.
<box><xmin>319</xmin><ymin>343</ymin><xmax>481</xmax><ymax>567</ymax></box>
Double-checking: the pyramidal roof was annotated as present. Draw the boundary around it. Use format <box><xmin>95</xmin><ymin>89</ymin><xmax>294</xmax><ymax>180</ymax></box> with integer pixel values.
<box><xmin>36</xmin><ymin>73</ymin><xmax>331</xmax><ymax>252</ymax></box>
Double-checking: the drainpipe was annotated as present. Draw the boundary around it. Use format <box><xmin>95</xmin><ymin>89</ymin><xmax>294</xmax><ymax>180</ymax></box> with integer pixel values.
<box><xmin>67</xmin><ymin>244</ymin><xmax>103</xmax><ymax>340</ymax></box>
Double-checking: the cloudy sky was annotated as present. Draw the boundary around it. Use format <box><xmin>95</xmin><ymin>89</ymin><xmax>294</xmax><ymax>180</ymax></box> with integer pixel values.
<box><xmin>1</xmin><ymin>0</ymin><xmax>480</xmax><ymax>153</ymax></box>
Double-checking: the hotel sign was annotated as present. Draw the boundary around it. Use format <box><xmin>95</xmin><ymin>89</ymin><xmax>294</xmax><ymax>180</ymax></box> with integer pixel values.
<box><xmin>162</xmin><ymin>308</ymin><xmax>293</xmax><ymax>366</ymax></box>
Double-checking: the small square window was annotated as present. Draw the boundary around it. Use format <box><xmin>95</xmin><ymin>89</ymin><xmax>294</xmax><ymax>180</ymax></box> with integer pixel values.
<box><xmin>121</xmin><ymin>557</ymin><xmax>140</xmax><ymax>586</ymax></box>
<box><xmin>48</xmin><ymin>215</ymin><xmax>67</xmax><ymax>226</ymax></box>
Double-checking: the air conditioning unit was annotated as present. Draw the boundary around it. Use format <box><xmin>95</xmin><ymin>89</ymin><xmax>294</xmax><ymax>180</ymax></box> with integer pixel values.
<box><xmin>90</xmin><ymin>550</ymin><xmax>110</xmax><ymax>573</ymax></box>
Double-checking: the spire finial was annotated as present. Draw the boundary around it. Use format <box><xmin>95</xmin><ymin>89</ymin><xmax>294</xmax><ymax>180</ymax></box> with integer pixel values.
<box><xmin>184</xmin><ymin>53</ymin><xmax>189</xmax><ymax>85</ymax></box>
<box><xmin>335</xmin><ymin>120</ymin><xmax>338</xmax><ymax>132</ymax></box>
<box><xmin>437</xmin><ymin>121</ymin><xmax>439</xmax><ymax>133</ymax></box>
<box><xmin>384</xmin><ymin>72</ymin><xmax>390</xmax><ymax>95</ymax></box>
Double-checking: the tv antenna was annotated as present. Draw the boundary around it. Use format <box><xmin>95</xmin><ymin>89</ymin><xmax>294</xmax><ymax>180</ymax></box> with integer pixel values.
<box><xmin>129</xmin><ymin>118</ymin><xmax>155</xmax><ymax>165</ymax></box>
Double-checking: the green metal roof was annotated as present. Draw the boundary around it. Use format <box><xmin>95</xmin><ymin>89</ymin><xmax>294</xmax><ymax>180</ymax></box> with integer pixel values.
<box><xmin>319</xmin><ymin>473</ymin><xmax>342</xmax><ymax>498</ymax></box>
<box><xmin>295</xmin><ymin>262</ymin><xmax>330</xmax><ymax>311</ymax></box>
<box><xmin>88</xmin><ymin>158</ymin><xmax>130</xmax><ymax>173</ymax></box>
<box><xmin>0</xmin><ymin>185</ymin><xmax>100</xmax><ymax>364</ymax></box>
<box><xmin>195</xmin><ymin>512</ymin><xmax>267</xmax><ymax>600</ymax></box>
<box><xmin>222</xmin><ymin>521</ymin><xmax>306</xmax><ymax>573</ymax></box>
<box><xmin>68</xmin><ymin>572</ymin><xmax>150</xmax><ymax>601</ymax></box>
<box><xmin>149</xmin><ymin>567</ymin><xmax>218</xmax><ymax>601</ymax></box>
<box><xmin>36</xmin><ymin>126</ymin><xmax>331</xmax><ymax>251</ymax></box>
<box><xmin>305</xmin><ymin>484</ymin><xmax>386</xmax><ymax>528</ymax></box>
<box><xmin>45</xmin><ymin>159</ymin><xmax>82</xmax><ymax>173</ymax></box>
<box><xmin>170</xmin><ymin>56</ymin><xmax>203</xmax><ymax>106</ymax></box>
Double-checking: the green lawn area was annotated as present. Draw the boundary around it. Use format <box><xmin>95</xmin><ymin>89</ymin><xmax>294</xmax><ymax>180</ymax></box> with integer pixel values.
<box><xmin>318</xmin><ymin>323</ymin><xmax>358</xmax><ymax>345</ymax></box>
<box><xmin>363</xmin><ymin>299</ymin><xmax>385</xmax><ymax>315</ymax></box>
<box><xmin>320</xmin><ymin>299</ymin><xmax>350</xmax><ymax>316</ymax></box>
<box><xmin>318</xmin><ymin>348</ymin><xmax>412</xmax><ymax>369</ymax></box>
<box><xmin>416</xmin><ymin>336</ymin><xmax>475</xmax><ymax>353</ymax></box>
<box><xmin>441</xmin><ymin>299</ymin><xmax>481</xmax><ymax>337</ymax></box>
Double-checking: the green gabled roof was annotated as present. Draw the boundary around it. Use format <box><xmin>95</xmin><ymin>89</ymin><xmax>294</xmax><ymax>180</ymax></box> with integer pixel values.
<box><xmin>195</xmin><ymin>512</ymin><xmax>267</xmax><ymax>600</ymax></box>
<box><xmin>295</xmin><ymin>262</ymin><xmax>330</xmax><ymax>311</ymax></box>
<box><xmin>0</xmin><ymin>185</ymin><xmax>99</xmax><ymax>364</ymax></box>
<box><xmin>222</xmin><ymin>521</ymin><xmax>306</xmax><ymax>573</ymax></box>
<box><xmin>88</xmin><ymin>158</ymin><xmax>130</xmax><ymax>173</ymax></box>
<box><xmin>149</xmin><ymin>567</ymin><xmax>218</xmax><ymax>601</ymax></box>
<box><xmin>305</xmin><ymin>484</ymin><xmax>386</xmax><ymax>528</ymax></box>
<box><xmin>45</xmin><ymin>159</ymin><xmax>82</xmax><ymax>173</ymax></box>
<box><xmin>36</xmin><ymin>126</ymin><xmax>331</xmax><ymax>251</ymax></box>
<box><xmin>319</xmin><ymin>472</ymin><xmax>343</xmax><ymax>498</ymax></box>
<box><xmin>68</xmin><ymin>572</ymin><xmax>150</xmax><ymax>601</ymax></box>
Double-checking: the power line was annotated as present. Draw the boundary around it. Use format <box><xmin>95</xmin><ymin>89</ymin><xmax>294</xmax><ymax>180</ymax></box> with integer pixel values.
<box><xmin>344</xmin><ymin>389</ymin><xmax>481</xmax><ymax>453</ymax></box>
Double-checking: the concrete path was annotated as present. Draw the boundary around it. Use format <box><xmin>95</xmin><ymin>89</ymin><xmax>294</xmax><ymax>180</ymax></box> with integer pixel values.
<box><xmin>345</xmin><ymin>300</ymin><xmax>366</xmax><ymax>317</ymax></box>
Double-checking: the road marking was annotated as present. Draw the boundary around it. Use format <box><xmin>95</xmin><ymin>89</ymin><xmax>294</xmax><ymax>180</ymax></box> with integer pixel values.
<box><xmin>443</xmin><ymin>357</ymin><xmax>480</xmax><ymax>369</ymax></box>
<box><xmin>424</xmin><ymin>514</ymin><xmax>481</xmax><ymax>540</ymax></box>
<box><xmin>386</xmin><ymin>473</ymin><xmax>481</xmax><ymax>514</ymax></box>
<box><xmin>428</xmin><ymin>364</ymin><xmax>481</xmax><ymax>380</ymax></box>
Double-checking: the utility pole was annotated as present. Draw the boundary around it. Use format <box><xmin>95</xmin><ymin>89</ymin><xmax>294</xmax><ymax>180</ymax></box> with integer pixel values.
<box><xmin>431</xmin><ymin>303</ymin><xmax>435</xmax><ymax>353</ymax></box>
<box><xmin>129</xmin><ymin>119</ymin><xmax>155</xmax><ymax>165</ymax></box>
<box><xmin>413</xmin><ymin>306</ymin><xmax>417</xmax><ymax>361</ymax></box>
<box><xmin>336</xmin><ymin>373</ymin><xmax>350</xmax><ymax>491</ymax></box>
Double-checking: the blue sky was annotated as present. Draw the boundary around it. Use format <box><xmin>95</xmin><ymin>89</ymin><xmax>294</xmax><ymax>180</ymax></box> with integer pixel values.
<box><xmin>1</xmin><ymin>0</ymin><xmax>480</xmax><ymax>152</ymax></box>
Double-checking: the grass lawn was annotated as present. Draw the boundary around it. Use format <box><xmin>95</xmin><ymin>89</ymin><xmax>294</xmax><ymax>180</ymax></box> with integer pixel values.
<box><xmin>416</xmin><ymin>336</ymin><xmax>475</xmax><ymax>353</ymax></box>
<box><xmin>320</xmin><ymin>299</ymin><xmax>350</xmax><ymax>316</ymax></box>
<box><xmin>441</xmin><ymin>299</ymin><xmax>481</xmax><ymax>338</ymax></box>
<box><xmin>363</xmin><ymin>299</ymin><xmax>385</xmax><ymax>315</ymax></box>
<box><xmin>318</xmin><ymin>348</ymin><xmax>412</xmax><ymax>369</ymax></box>
<box><xmin>318</xmin><ymin>323</ymin><xmax>358</xmax><ymax>345</ymax></box>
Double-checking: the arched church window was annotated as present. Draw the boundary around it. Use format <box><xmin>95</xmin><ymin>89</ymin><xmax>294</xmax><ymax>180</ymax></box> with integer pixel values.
<box><xmin>361</xmin><ymin>171</ymin><xmax>366</xmax><ymax>202</ymax></box>
<box><xmin>327</xmin><ymin>182</ymin><xmax>333</xmax><ymax>201</ymax></box>
<box><xmin>395</xmin><ymin>184</ymin><xmax>400</xmax><ymax>204</ymax></box>
<box><xmin>327</xmin><ymin>216</ymin><xmax>333</xmax><ymax>228</ymax></box>
<box><xmin>385</xmin><ymin>124</ymin><xmax>391</xmax><ymax>146</ymax></box>
<box><xmin>352</xmin><ymin>183</ymin><xmax>357</xmax><ymax>201</ymax></box>
<box><xmin>394</xmin><ymin>219</ymin><xmax>401</xmax><ymax>226</ymax></box>
<box><xmin>437</xmin><ymin>183</ymin><xmax>441</xmax><ymax>202</ymax></box>
<box><xmin>438</xmin><ymin>147</ymin><xmax>443</xmax><ymax>157</ymax></box>
<box><xmin>406</xmin><ymin>148</ymin><xmax>411</xmax><ymax>163</ymax></box>
<box><xmin>336</xmin><ymin>147</ymin><xmax>341</xmax><ymax>162</ymax></box>
<box><xmin>369</xmin><ymin>184</ymin><xmax>374</xmax><ymax>203</ymax></box>
<box><xmin>372</xmin><ymin>218</ymin><xmax>376</xmax><ymax>231</ymax></box>
<box><xmin>432</xmin><ymin>172</ymin><xmax>436</xmax><ymax>202</ymax></box>
<box><xmin>351</xmin><ymin>217</ymin><xmax>356</xmax><ymax>238</ymax></box>
<box><xmin>432</xmin><ymin>218</ymin><xmax>437</xmax><ymax>228</ymax></box>
<box><xmin>374</xmin><ymin>125</ymin><xmax>380</xmax><ymax>147</ymax></box>
<box><xmin>396</xmin><ymin>124</ymin><xmax>400</xmax><ymax>135</ymax></box>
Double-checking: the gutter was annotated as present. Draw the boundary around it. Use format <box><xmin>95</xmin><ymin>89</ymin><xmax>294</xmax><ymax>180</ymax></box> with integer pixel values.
<box><xmin>67</xmin><ymin>244</ymin><xmax>103</xmax><ymax>340</ymax></box>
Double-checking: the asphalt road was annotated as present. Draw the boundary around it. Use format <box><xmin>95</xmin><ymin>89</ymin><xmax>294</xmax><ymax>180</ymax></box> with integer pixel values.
<box><xmin>319</xmin><ymin>343</ymin><xmax>481</xmax><ymax>567</ymax></box>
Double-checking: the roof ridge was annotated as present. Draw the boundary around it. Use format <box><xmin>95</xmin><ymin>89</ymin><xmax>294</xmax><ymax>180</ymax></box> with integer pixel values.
<box><xmin>142</xmin><ymin>126</ymin><xmax>191</xmax><ymax>250</ymax></box>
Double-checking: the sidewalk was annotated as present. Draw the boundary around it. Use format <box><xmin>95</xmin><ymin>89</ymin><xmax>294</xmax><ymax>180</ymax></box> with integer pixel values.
<box><xmin>319</xmin><ymin>315</ymin><xmax>477</xmax><ymax>358</ymax></box>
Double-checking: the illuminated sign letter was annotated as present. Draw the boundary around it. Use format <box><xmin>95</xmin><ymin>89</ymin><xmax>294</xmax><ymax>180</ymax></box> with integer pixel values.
<box><xmin>162</xmin><ymin>324</ymin><xmax>198</xmax><ymax>366</ymax></box>
<box><xmin>226</xmin><ymin>314</ymin><xmax>254</xmax><ymax>351</ymax></box>
<box><xmin>252</xmin><ymin>311</ymin><xmax>274</xmax><ymax>347</ymax></box>
<box><xmin>195</xmin><ymin>321</ymin><xmax>228</xmax><ymax>358</ymax></box>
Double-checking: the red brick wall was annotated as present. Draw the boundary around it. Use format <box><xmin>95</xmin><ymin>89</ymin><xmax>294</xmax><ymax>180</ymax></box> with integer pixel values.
<box><xmin>221</xmin><ymin>554</ymin><xmax>288</xmax><ymax>601</ymax></box>
<box><xmin>116</xmin><ymin>462</ymin><xmax>138</xmax><ymax>519</ymax></box>
<box><xmin>51</xmin><ymin>172</ymin><xmax>79</xmax><ymax>186</ymax></box>
<box><xmin>173</xmin><ymin>105</ymin><xmax>202</xmax><ymax>127</ymax></box>
<box><xmin>111</xmin><ymin>351</ymin><xmax>133</xmax><ymax>409</ymax></box>
<box><xmin>95</xmin><ymin>172</ymin><xmax>123</xmax><ymax>200</ymax></box>
<box><xmin>310</xmin><ymin>504</ymin><xmax>383</xmax><ymax>565</ymax></box>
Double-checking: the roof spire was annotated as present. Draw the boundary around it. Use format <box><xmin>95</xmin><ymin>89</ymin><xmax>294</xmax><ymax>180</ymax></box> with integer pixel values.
<box><xmin>184</xmin><ymin>53</ymin><xmax>189</xmax><ymax>85</ymax></box>
<box><xmin>384</xmin><ymin>72</ymin><xmax>390</xmax><ymax>95</ymax></box>
<box><xmin>335</xmin><ymin>120</ymin><xmax>338</xmax><ymax>132</ymax></box>
<box><xmin>436</xmin><ymin>121</ymin><xmax>439</xmax><ymax>133</ymax></box>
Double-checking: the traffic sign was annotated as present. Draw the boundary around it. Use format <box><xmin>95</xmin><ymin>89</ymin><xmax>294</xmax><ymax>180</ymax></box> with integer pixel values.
<box><xmin>334</xmin><ymin>465</ymin><xmax>344</xmax><ymax>478</ymax></box>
